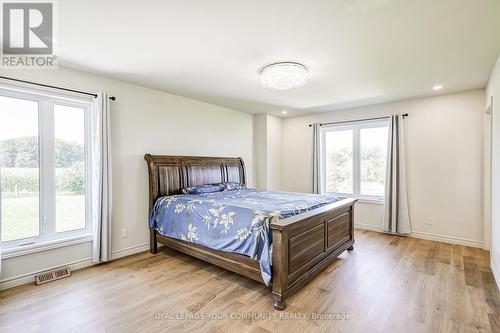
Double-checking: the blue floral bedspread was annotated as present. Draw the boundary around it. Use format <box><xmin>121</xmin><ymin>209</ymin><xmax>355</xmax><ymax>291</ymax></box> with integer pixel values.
<box><xmin>149</xmin><ymin>188</ymin><xmax>339</xmax><ymax>285</ymax></box>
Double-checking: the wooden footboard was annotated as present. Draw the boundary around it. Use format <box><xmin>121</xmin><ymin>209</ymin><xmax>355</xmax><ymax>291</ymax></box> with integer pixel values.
<box><xmin>270</xmin><ymin>198</ymin><xmax>356</xmax><ymax>310</ymax></box>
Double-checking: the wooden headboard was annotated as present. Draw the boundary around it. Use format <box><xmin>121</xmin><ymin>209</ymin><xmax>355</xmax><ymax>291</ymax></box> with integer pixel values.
<box><xmin>144</xmin><ymin>154</ymin><xmax>246</xmax><ymax>211</ymax></box>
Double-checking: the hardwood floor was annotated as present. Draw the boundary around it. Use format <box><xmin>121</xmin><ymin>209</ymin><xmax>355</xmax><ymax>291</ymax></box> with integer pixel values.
<box><xmin>1</xmin><ymin>230</ymin><xmax>499</xmax><ymax>333</ymax></box>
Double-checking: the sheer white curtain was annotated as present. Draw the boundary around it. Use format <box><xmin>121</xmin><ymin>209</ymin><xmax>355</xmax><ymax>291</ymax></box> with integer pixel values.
<box><xmin>312</xmin><ymin>123</ymin><xmax>321</xmax><ymax>194</ymax></box>
<box><xmin>382</xmin><ymin>115</ymin><xmax>411</xmax><ymax>234</ymax></box>
<box><xmin>92</xmin><ymin>92</ymin><xmax>113</xmax><ymax>262</ymax></box>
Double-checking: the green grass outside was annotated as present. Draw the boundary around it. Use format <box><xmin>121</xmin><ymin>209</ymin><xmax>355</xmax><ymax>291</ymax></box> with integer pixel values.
<box><xmin>1</xmin><ymin>194</ymin><xmax>85</xmax><ymax>242</ymax></box>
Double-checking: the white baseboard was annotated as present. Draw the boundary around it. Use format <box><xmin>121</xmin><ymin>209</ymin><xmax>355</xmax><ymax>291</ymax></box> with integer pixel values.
<box><xmin>410</xmin><ymin>231</ymin><xmax>483</xmax><ymax>248</ymax></box>
<box><xmin>0</xmin><ymin>257</ymin><xmax>94</xmax><ymax>291</ymax></box>
<box><xmin>0</xmin><ymin>243</ymin><xmax>153</xmax><ymax>291</ymax></box>
<box><xmin>355</xmin><ymin>223</ymin><xmax>483</xmax><ymax>248</ymax></box>
<box><xmin>354</xmin><ymin>223</ymin><xmax>383</xmax><ymax>232</ymax></box>
<box><xmin>111</xmin><ymin>243</ymin><xmax>151</xmax><ymax>260</ymax></box>
<box><xmin>491</xmin><ymin>257</ymin><xmax>500</xmax><ymax>291</ymax></box>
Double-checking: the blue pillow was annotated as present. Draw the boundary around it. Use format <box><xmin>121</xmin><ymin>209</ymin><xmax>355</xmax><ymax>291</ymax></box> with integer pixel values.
<box><xmin>181</xmin><ymin>184</ymin><xmax>223</xmax><ymax>194</ymax></box>
<box><xmin>219</xmin><ymin>182</ymin><xmax>246</xmax><ymax>191</ymax></box>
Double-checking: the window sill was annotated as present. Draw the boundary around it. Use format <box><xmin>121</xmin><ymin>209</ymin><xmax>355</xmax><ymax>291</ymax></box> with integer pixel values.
<box><xmin>356</xmin><ymin>198</ymin><xmax>385</xmax><ymax>205</ymax></box>
<box><xmin>334</xmin><ymin>194</ymin><xmax>385</xmax><ymax>205</ymax></box>
<box><xmin>1</xmin><ymin>234</ymin><xmax>94</xmax><ymax>259</ymax></box>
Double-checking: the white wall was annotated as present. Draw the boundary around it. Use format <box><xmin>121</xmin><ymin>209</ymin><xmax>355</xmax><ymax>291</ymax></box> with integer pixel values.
<box><xmin>488</xmin><ymin>55</ymin><xmax>500</xmax><ymax>284</ymax></box>
<box><xmin>252</xmin><ymin>114</ymin><xmax>284</xmax><ymax>191</ymax></box>
<box><xmin>282</xmin><ymin>89</ymin><xmax>486</xmax><ymax>247</ymax></box>
<box><xmin>0</xmin><ymin>67</ymin><xmax>254</xmax><ymax>288</ymax></box>
<box><xmin>266</xmin><ymin>115</ymin><xmax>284</xmax><ymax>191</ymax></box>
<box><xmin>253</xmin><ymin>114</ymin><xmax>268</xmax><ymax>189</ymax></box>
<box><xmin>484</xmin><ymin>107</ymin><xmax>492</xmax><ymax>250</ymax></box>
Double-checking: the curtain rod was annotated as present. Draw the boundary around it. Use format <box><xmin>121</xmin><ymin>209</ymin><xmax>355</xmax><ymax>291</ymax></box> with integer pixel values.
<box><xmin>308</xmin><ymin>113</ymin><xmax>408</xmax><ymax>127</ymax></box>
<box><xmin>0</xmin><ymin>76</ymin><xmax>116</xmax><ymax>101</ymax></box>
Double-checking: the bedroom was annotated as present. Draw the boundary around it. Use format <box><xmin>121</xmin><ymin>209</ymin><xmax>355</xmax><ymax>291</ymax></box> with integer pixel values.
<box><xmin>0</xmin><ymin>0</ymin><xmax>499</xmax><ymax>332</ymax></box>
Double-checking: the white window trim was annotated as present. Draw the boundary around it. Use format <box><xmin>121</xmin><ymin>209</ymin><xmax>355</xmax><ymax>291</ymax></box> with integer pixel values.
<box><xmin>320</xmin><ymin>118</ymin><xmax>390</xmax><ymax>200</ymax></box>
<box><xmin>1</xmin><ymin>233</ymin><xmax>93</xmax><ymax>259</ymax></box>
<box><xmin>0</xmin><ymin>85</ymin><xmax>94</xmax><ymax>253</ymax></box>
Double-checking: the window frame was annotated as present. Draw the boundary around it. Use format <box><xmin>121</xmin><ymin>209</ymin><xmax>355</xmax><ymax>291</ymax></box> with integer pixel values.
<box><xmin>320</xmin><ymin>118</ymin><xmax>390</xmax><ymax>201</ymax></box>
<box><xmin>0</xmin><ymin>85</ymin><xmax>93</xmax><ymax>250</ymax></box>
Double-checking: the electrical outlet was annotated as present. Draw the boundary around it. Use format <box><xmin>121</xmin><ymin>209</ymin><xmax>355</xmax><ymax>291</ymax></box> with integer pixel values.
<box><xmin>121</xmin><ymin>228</ymin><xmax>128</xmax><ymax>238</ymax></box>
<box><xmin>426</xmin><ymin>217</ymin><xmax>433</xmax><ymax>225</ymax></box>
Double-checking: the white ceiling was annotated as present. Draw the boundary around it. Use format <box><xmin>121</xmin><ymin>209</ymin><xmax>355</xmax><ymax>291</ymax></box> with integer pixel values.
<box><xmin>58</xmin><ymin>0</ymin><xmax>500</xmax><ymax>117</ymax></box>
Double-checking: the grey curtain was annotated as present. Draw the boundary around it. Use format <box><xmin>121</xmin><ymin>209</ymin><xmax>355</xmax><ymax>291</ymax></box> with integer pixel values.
<box><xmin>382</xmin><ymin>115</ymin><xmax>411</xmax><ymax>234</ymax></box>
<box><xmin>92</xmin><ymin>92</ymin><xmax>113</xmax><ymax>262</ymax></box>
<box><xmin>312</xmin><ymin>123</ymin><xmax>321</xmax><ymax>194</ymax></box>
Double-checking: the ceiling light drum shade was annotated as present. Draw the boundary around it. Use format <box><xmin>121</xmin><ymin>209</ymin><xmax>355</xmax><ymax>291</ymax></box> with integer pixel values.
<box><xmin>261</xmin><ymin>62</ymin><xmax>307</xmax><ymax>90</ymax></box>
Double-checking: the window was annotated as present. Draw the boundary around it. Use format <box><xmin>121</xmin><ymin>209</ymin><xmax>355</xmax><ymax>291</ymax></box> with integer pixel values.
<box><xmin>321</xmin><ymin>120</ymin><xmax>389</xmax><ymax>200</ymax></box>
<box><xmin>0</xmin><ymin>87</ymin><xmax>92</xmax><ymax>249</ymax></box>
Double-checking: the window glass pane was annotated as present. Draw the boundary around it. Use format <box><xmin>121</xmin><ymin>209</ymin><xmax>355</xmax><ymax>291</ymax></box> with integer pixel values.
<box><xmin>360</xmin><ymin>126</ymin><xmax>388</xmax><ymax>196</ymax></box>
<box><xmin>0</xmin><ymin>96</ymin><xmax>40</xmax><ymax>242</ymax></box>
<box><xmin>325</xmin><ymin>130</ymin><xmax>353</xmax><ymax>193</ymax></box>
<box><xmin>54</xmin><ymin>105</ymin><xmax>85</xmax><ymax>233</ymax></box>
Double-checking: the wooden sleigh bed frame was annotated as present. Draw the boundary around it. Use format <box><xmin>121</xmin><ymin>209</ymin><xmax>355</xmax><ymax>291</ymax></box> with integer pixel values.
<box><xmin>145</xmin><ymin>154</ymin><xmax>356</xmax><ymax>310</ymax></box>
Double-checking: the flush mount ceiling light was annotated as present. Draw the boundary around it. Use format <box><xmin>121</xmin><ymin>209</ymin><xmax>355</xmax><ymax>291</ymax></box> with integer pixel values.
<box><xmin>261</xmin><ymin>62</ymin><xmax>307</xmax><ymax>90</ymax></box>
<box><xmin>433</xmin><ymin>84</ymin><xmax>443</xmax><ymax>91</ymax></box>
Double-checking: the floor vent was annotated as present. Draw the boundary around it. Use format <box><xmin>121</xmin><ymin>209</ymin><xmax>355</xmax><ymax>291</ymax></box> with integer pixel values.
<box><xmin>35</xmin><ymin>267</ymin><xmax>71</xmax><ymax>286</ymax></box>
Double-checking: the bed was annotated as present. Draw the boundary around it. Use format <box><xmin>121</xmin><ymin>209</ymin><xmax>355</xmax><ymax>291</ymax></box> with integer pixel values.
<box><xmin>145</xmin><ymin>154</ymin><xmax>357</xmax><ymax>310</ymax></box>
